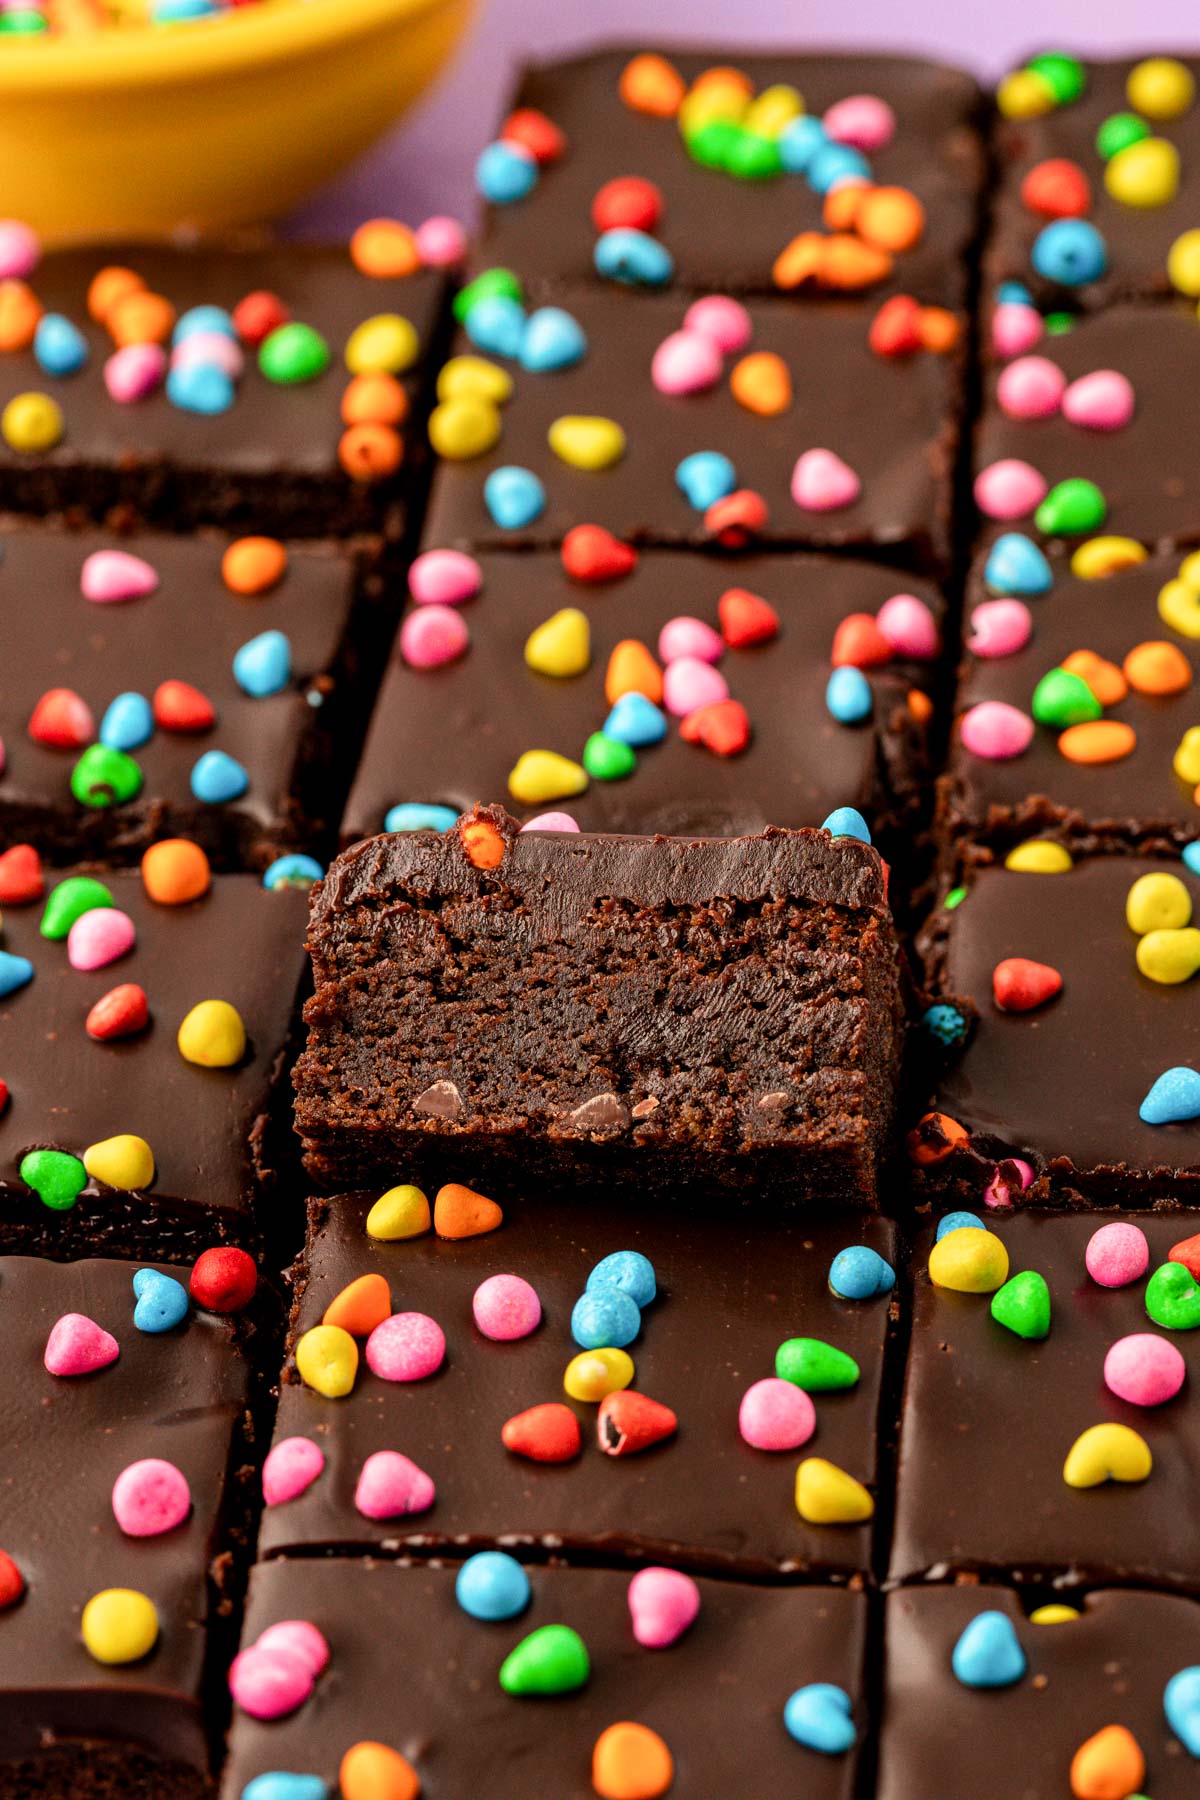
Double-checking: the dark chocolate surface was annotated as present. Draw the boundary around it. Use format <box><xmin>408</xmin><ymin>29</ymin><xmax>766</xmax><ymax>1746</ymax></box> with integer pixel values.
<box><xmin>426</xmin><ymin>289</ymin><xmax>961</xmax><ymax>567</ymax></box>
<box><xmin>481</xmin><ymin>49</ymin><xmax>984</xmax><ymax>305</ymax></box>
<box><xmin>259</xmin><ymin>1193</ymin><xmax>898</xmax><ymax>1577</ymax></box>
<box><xmin>0</xmin><ymin>1255</ymin><xmax>249</xmax><ymax>1777</ymax></box>
<box><xmin>880</xmin><ymin>1584</ymin><xmax>1200</xmax><ymax>1798</ymax></box>
<box><xmin>0</xmin><ymin>523</ymin><xmax>359</xmax><ymax>867</ymax></box>
<box><xmin>222</xmin><ymin>1557</ymin><xmax>867</xmax><ymax>1799</ymax></box>
<box><xmin>890</xmin><ymin>1210</ymin><xmax>1200</xmax><ymax>1587</ymax></box>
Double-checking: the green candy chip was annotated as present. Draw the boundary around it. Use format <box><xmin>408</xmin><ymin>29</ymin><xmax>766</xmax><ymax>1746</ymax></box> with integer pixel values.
<box><xmin>990</xmin><ymin>1270</ymin><xmax>1052</xmax><ymax>1340</ymax></box>
<box><xmin>582</xmin><ymin>731</ymin><xmax>636</xmax><ymax>782</ymax></box>
<box><xmin>20</xmin><ymin>1149</ymin><xmax>87</xmax><ymax>1212</ymax></box>
<box><xmin>499</xmin><ymin>1624</ymin><xmax>590</xmax><ymax>1696</ymax></box>
<box><xmin>775</xmin><ymin>1336</ymin><xmax>861</xmax><ymax>1392</ymax></box>
<box><xmin>40</xmin><ymin>875</ymin><xmax>113</xmax><ymax>941</ymax></box>
<box><xmin>70</xmin><ymin>745</ymin><xmax>142</xmax><ymax>810</ymax></box>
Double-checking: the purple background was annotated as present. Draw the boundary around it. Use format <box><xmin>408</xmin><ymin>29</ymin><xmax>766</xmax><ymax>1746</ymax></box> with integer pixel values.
<box><xmin>289</xmin><ymin>0</ymin><xmax>1195</xmax><ymax>236</ymax></box>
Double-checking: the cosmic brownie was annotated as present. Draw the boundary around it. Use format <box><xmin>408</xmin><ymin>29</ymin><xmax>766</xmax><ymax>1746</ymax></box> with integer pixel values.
<box><xmin>0</xmin><ymin>242</ymin><xmax>445</xmax><ymax>538</ymax></box>
<box><xmin>294</xmin><ymin>807</ymin><xmax>907</xmax><ymax>1205</ymax></box>
<box><xmin>913</xmin><ymin>854</ymin><xmax>1200</xmax><ymax>1205</ymax></box>
<box><xmin>0</xmin><ymin>1253</ymin><xmax>253</xmax><ymax>1799</ymax></box>
<box><xmin>943</xmin><ymin>543</ymin><xmax>1200</xmax><ymax>855</ymax></box>
<box><xmin>0</xmin><ymin>522</ymin><xmax>368</xmax><ymax>869</ymax></box>
<box><xmin>889</xmin><ymin>1210</ymin><xmax>1200</xmax><ymax>1588</ymax></box>
<box><xmin>879</xmin><ymin>1584</ymin><xmax>1200</xmax><ymax>1799</ymax></box>
<box><xmin>426</xmin><ymin>288</ymin><xmax>962</xmax><ymax>570</ymax></box>
<box><xmin>258</xmin><ymin>1190</ymin><xmax>898</xmax><ymax>1577</ymax></box>
<box><xmin>975</xmin><ymin>305</ymin><xmax>1200</xmax><ymax>554</ymax></box>
<box><xmin>476</xmin><ymin>48</ymin><xmax>984</xmax><ymax>307</ymax></box>
<box><xmin>341</xmin><ymin>547</ymin><xmax>944</xmax><ymax>848</ymax></box>
<box><xmin>0</xmin><ymin>851</ymin><xmax>310</xmax><ymax>1260</ymax></box>
<box><xmin>989</xmin><ymin>51</ymin><xmax>1200</xmax><ymax>308</ymax></box>
<box><xmin>221</xmin><ymin>1557</ymin><xmax>868</xmax><ymax>1800</ymax></box>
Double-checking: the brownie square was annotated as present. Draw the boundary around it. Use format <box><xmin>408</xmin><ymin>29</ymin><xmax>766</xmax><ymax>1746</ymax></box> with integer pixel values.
<box><xmin>341</xmin><ymin>548</ymin><xmax>944</xmax><ymax>849</ymax></box>
<box><xmin>259</xmin><ymin>1192</ymin><xmax>898</xmax><ymax>1578</ymax></box>
<box><xmin>426</xmin><ymin>289</ymin><xmax>962</xmax><ymax>571</ymax></box>
<box><xmin>0</xmin><ymin>244</ymin><xmax>445</xmax><ymax>539</ymax></box>
<box><xmin>989</xmin><ymin>53</ymin><xmax>1200</xmax><ymax>308</ymax></box>
<box><xmin>0</xmin><ymin>1253</ymin><xmax>252</xmax><ymax>1799</ymax></box>
<box><xmin>942</xmin><ymin>546</ymin><xmax>1200</xmax><ymax>855</ymax></box>
<box><xmin>294</xmin><ymin>809</ymin><xmax>907</xmax><ymax>1206</ymax></box>
<box><xmin>0</xmin><ymin>522</ymin><xmax>367</xmax><ymax>870</ymax></box>
<box><xmin>916</xmin><ymin>855</ymin><xmax>1200</xmax><ymax>1205</ymax></box>
<box><xmin>221</xmin><ymin>1558</ymin><xmax>868</xmax><ymax>1800</ymax></box>
<box><xmin>479</xmin><ymin>49</ymin><xmax>984</xmax><ymax>306</ymax></box>
<box><xmin>0</xmin><ymin>860</ymin><xmax>310</xmax><ymax>1260</ymax></box>
<box><xmin>976</xmin><ymin>306</ymin><xmax>1200</xmax><ymax>554</ymax></box>
<box><xmin>890</xmin><ymin>1211</ymin><xmax>1200</xmax><ymax>1588</ymax></box>
<box><xmin>879</xmin><ymin>1585</ymin><xmax>1200</xmax><ymax>1799</ymax></box>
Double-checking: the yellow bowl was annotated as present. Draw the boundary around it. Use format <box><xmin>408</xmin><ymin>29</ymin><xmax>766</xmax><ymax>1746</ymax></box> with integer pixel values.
<box><xmin>0</xmin><ymin>0</ymin><xmax>477</xmax><ymax>243</ymax></box>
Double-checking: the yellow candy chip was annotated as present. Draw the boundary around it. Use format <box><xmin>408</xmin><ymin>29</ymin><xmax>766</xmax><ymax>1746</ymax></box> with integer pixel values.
<box><xmin>1174</xmin><ymin>725</ymin><xmax>1200</xmax><ymax>784</ymax></box>
<box><xmin>1069</xmin><ymin>536</ymin><xmax>1147</xmax><ymax>580</ymax></box>
<box><xmin>564</xmin><ymin>1347</ymin><xmax>635</xmax><ymax>1403</ymax></box>
<box><xmin>1127</xmin><ymin>55</ymin><xmax>1196</xmax><ymax>119</ymax></box>
<box><xmin>679</xmin><ymin>79</ymin><xmax>748</xmax><ymax>133</ymax></box>
<box><xmin>548</xmin><ymin>414</ymin><xmax>626</xmax><ymax>470</ymax></box>
<box><xmin>83</xmin><ymin>1133</ymin><xmax>155</xmax><ymax>1191</ymax></box>
<box><xmin>295</xmin><ymin>1323</ymin><xmax>359</xmax><ymax>1398</ymax></box>
<box><xmin>744</xmin><ymin>82</ymin><xmax>803</xmax><ymax>137</ymax></box>
<box><xmin>1004</xmin><ymin>840</ymin><xmax>1073</xmax><ymax>874</ymax></box>
<box><xmin>82</xmin><ymin>1588</ymin><xmax>159</xmax><ymax>1665</ymax></box>
<box><xmin>1030</xmin><ymin>1603</ymin><xmax>1080</xmax><ymax>1624</ymax></box>
<box><xmin>177</xmin><ymin>999</ymin><xmax>246</xmax><ymax>1068</ymax></box>
<box><xmin>437</xmin><ymin>354</ymin><xmax>513</xmax><ymax>406</ymax></box>
<box><xmin>525</xmin><ymin>607</ymin><xmax>591</xmax><ymax>678</ymax></box>
<box><xmin>428</xmin><ymin>395</ymin><xmax>502</xmax><ymax>461</ymax></box>
<box><xmin>1158</xmin><ymin>577</ymin><xmax>1200</xmax><ymax>638</ymax></box>
<box><xmin>928</xmin><ymin>1226</ymin><xmax>1010</xmax><ymax>1294</ymax></box>
<box><xmin>1125</xmin><ymin>871</ymin><xmax>1192</xmax><ymax>935</ymax></box>
<box><xmin>1135</xmin><ymin>926</ymin><xmax>1200</xmax><ymax>985</ymax></box>
<box><xmin>366</xmin><ymin>1184</ymin><xmax>431</xmax><ymax>1241</ymax></box>
<box><xmin>1104</xmin><ymin>137</ymin><xmax>1180</xmax><ymax>209</ymax></box>
<box><xmin>1181</xmin><ymin>550</ymin><xmax>1200</xmax><ymax>590</ymax></box>
<box><xmin>1063</xmin><ymin>1422</ymin><xmax>1152</xmax><ymax>1489</ymax></box>
<box><xmin>508</xmin><ymin>748</ymin><xmax>589</xmax><ymax>807</ymax></box>
<box><xmin>2</xmin><ymin>391</ymin><xmax>64</xmax><ymax>453</ymax></box>
<box><xmin>996</xmin><ymin>68</ymin><xmax>1056</xmax><ymax>119</ymax></box>
<box><xmin>794</xmin><ymin>1457</ymin><xmax>874</xmax><ymax>1524</ymax></box>
<box><xmin>1169</xmin><ymin>228</ymin><xmax>1200</xmax><ymax>297</ymax></box>
<box><xmin>345</xmin><ymin>313</ymin><xmax>419</xmax><ymax>377</ymax></box>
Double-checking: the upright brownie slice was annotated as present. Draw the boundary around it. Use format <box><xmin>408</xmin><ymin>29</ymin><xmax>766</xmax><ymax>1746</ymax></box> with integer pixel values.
<box><xmin>221</xmin><ymin>1558</ymin><xmax>868</xmax><ymax>1800</ymax></box>
<box><xmin>0</xmin><ymin>1254</ymin><xmax>254</xmax><ymax>1799</ymax></box>
<box><xmin>295</xmin><ymin>808</ymin><xmax>907</xmax><ymax>1205</ymax></box>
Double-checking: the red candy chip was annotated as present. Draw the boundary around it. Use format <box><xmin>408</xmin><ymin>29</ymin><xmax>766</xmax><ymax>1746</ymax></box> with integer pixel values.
<box><xmin>0</xmin><ymin>1550</ymin><xmax>24</xmax><ymax>1612</ymax></box>
<box><xmin>992</xmin><ymin>957</ymin><xmax>1063</xmax><ymax>1013</ymax></box>
<box><xmin>1019</xmin><ymin>158</ymin><xmax>1092</xmax><ymax>220</ymax></box>
<box><xmin>0</xmin><ymin>1080</ymin><xmax>8</xmax><ymax>1116</ymax></box>
<box><xmin>1169</xmin><ymin>1233</ymin><xmax>1200</xmax><ymax>1281</ymax></box>
<box><xmin>868</xmin><ymin>294</ymin><xmax>923</xmax><ymax>359</ymax></box>
<box><xmin>703</xmin><ymin>488</ymin><xmax>768</xmax><ymax>548</ymax></box>
<box><xmin>832</xmin><ymin>612</ymin><xmax>893</xmax><ymax>669</ymax></box>
<box><xmin>597</xmin><ymin>1389</ymin><xmax>677</xmax><ymax>1457</ymax></box>
<box><xmin>190</xmin><ymin>1245</ymin><xmax>259</xmax><ymax>1314</ymax></box>
<box><xmin>561</xmin><ymin>523</ymin><xmax>638</xmax><ymax>584</ymax></box>
<box><xmin>591</xmin><ymin>175</ymin><xmax>664</xmax><ymax>234</ymax></box>
<box><xmin>718</xmin><ymin>587</ymin><xmax>780</xmax><ymax>649</ymax></box>
<box><xmin>680</xmin><ymin>698</ymin><xmax>752</xmax><ymax>757</ymax></box>
<box><xmin>28</xmin><ymin>687</ymin><xmax>94</xmax><ymax>749</ymax></box>
<box><xmin>86</xmin><ymin>982</ymin><xmax>149</xmax><ymax>1041</ymax></box>
<box><xmin>233</xmin><ymin>289</ymin><xmax>290</xmax><ymax>346</ymax></box>
<box><xmin>153</xmin><ymin>679</ymin><xmax>215</xmax><ymax>733</ymax></box>
<box><xmin>501</xmin><ymin>1402</ymin><xmax>582</xmax><ymax>1464</ymax></box>
<box><xmin>500</xmin><ymin>106</ymin><xmax>567</xmax><ymax>164</ymax></box>
<box><xmin>0</xmin><ymin>843</ymin><xmax>44</xmax><ymax>904</ymax></box>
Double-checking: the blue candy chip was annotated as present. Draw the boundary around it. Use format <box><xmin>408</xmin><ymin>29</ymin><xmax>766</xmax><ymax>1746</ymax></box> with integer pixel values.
<box><xmin>586</xmin><ymin>1250</ymin><xmax>656</xmax><ymax>1310</ymax></box>
<box><xmin>570</xmin><ymin>1283</ymin><xmax>641</xmax><ymax>1350</ymax></box>
<box><xmin>806</xmin><ymin>142</ymin><xmax>871</xmax><ymax>194</ymax></box>
<box><xmin>173</xmin><ymin>304</ymin><xmax>236</xmax><ymax>343</ymax></box>
<box><xmin>475</xmin><ymin>139</ymin><xmax>539</xmax><ymax>205</ymax></box>
<box><xmin>233</xmin><ymin>629</ymin><xmax>292</xmax><ymax>698</ymax></box>
<box><xmin>922</xmin><ymin>1001</ymin><xmax>970</xmax><ymax>1048</ymax></box>
<box><xmin>1183</xmin><ymin>842</ymin><xmax>1200</xmax><ymax>878</ymax></box>
<box><xmin>519</xmin><ymin>306</ymin><xmax>587</xmax><ymax>372</ymax></box>
<box><xmin>463</xmin><ymin>293</ymin><xmax>527</xmax><ymax>359</ymax></box>
<box><xmin>603</xmin><ymin>692</ymin><xmax>668</xmax><ymax>748</ymax></box>
<box><xmin>783</xmin><ymin>1683</ymin><xmax>857</xmax><ymax>1754</ymax></box>
<box><xmin>996</xmin><ymin>281</ymin><xmax>1034</xmax><ymax>306</ymax></box>
<box><xmin>937</xmin><ymin>1210</ymin><xmax>985</xmax><ymax>1240</ymax></box>
<box><xmin>132</xmin><ymin>1267</ymin><xmax>189</xmax><ymax>1333</ymax></box>
<box><xmin>1140</xmin><ymin>1066</ymin><xmax>1200</xmax><ymax>1125</ymax></box>
<box><xmin>34</xmin><ymin>313</ymin><xmax>88</xmax><ymax>377</ymax></box>
<box><xmin>241</xmin><ymin>1775</ymin><xmax>329</xmax><ymax>1800</ymax></box>
<box><xmin>262</xmin><ymin>854</ymin><xmax>324</xmax><ymax>891</ymax></box>
<box><xmin>484</xmin><ymin>465</ymin><xmax>546</xmax><ymax>530</ymax></box>
<box><xmin>826</xmin><ymin>665</ymin><xmax>873</xmax><ymax>724</ymax></box>
<box><xmin>675</xmin><ymin>450</ymin><xmax>737</xmax><ymax>511</ymax></box>
<box><xmin>166</xmin><ymin>360</ymin><xmax>235</xmax><ymax>415</ymax></box>
<box><xmin>1164</xmin><ymin>1664</ymin><xmax>1200</xmax><ymax>1755</ymax></box>
<box><xmin>593</xmin><ymin>228</ymin><xmax>674</xmax><ymax>287</ymax></box>
<box><xmin>0</xmin><ymin>951</ymin><xmax>34</xmax><ymax>999</ymax></box>
<box><xmin>983</xmin><ymin>531</ymin><xmax>1053</xmax><ymax>597</ymax></box>
<box><xmin>100</xmin><ymin>691</ymin><xmax>154</xmax><ymax>752</ymax></box>
<box><xmin>191</xmin><ymin>750</ymin><xmax>249</xmax><ymax>804</ymax></box>
<box><xmin>384</xmin><ymin>803</ymin><xmax>459</xmax><ymax>834</ymax></box>
<box><xmin>455</xmin><ymin>1550</ymin><xmax>531</xmax><ymax>1622</ymax></box>
<box><xmin>1031</xmin><ymin>218</ymin><xmax>1107</xmax><ymax>287</ymax></box>
<box><xmin>829</xmin><ymin>1245</ymin><xmax>895</xmax><ymax>1300</ymax></box>
<box><xmin>821</xmin><ymin>806</ymin><xmax>871</xmax><ymax>844</ymax></box>
<box><xmin>951</xmin><ymin>1610</ymin><xmax>1027</xmax><ymax>1689</ymax></box>
<box><xmin>778</xmin><ymin>114</ymin><xmax>829</xmax><ymax>173</ymax></box>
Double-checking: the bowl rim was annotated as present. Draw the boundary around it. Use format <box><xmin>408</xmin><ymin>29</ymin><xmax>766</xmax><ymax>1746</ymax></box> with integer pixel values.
<box><xmin>0</xmin><ymin>0</ymin><xmax>456</xmax><ymax>91</ymax></box>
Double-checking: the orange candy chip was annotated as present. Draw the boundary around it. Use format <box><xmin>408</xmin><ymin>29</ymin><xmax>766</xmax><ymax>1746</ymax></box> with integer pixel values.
<box><xmin>606</xmin><ymin>639</ymin><xmax>663</xmax><ymax>706</ymax></box>
<box><xmin>342</xmin><ymin>372</ymin><xmax>409</xmax><ymax>429</ymax></box>
<box><xmin>1069</xmin><ymin>1724</ymin><xmax>1144</xmax><ymax>1800</ymax></box>
<box><xmin>730</xmin><ymin>351</ymin><xmax>791</xmax><ymax>416</ymax></box>
<box><xmin>619</xmin><ymin>52</ymin><xmax>686</xmax><ymax>117</ymax></box>
<box><xmin>592</xmin><ymin>1722</ymin><xmax>674</xmax><ymax>1799</ymax></box>
<box><xmin>0</xmin><ymin>279</ymin><xmax>42</xmax><ymax>352</ymax></box>
<box><xmin>774</xmin><ymin>232</ymin><xmax>893</xmax><ymax>293</ymax></box>
<box><xmin>323</xmin><ymin>1272</ymin><xmax>391</xmax><ymax>1337</ymax></box>
<box><xmin>460</xmin><ymin>814</ymin><xmax>506</xmax><ymax>870</ymax></box>
<box><xmin>918</xmin><ymin>307</ymin><xmax>961</xmax><ymax>353</ymax></box>
<box><xmin>1058</xmin><ymin>720</ymin><xmax>1137</xmax><ymax>765</ymax></box>
<box><xmin>141</xmin><ymin>838</ymin><xmax>211</xmax><ymax>906</ymax></box>
<box><xmin>87</xmin><ymin>265</ymin><xmax>145</xmax><ymax>324</ymax></box>
<box><xmin>107</xmin><ymin>290</ymin><xmax>175</xmax><ymax>348</ymax></box>
<box><xmin>906</xmin><ymin>1111</ymin><xmax>968</xmax><ymax>1167</ymax></box>
<box><xmin>350</xmin><ymin>219</ymin><xmax>421</xmax><ymax>280</ymax></box>
<box><xmin>855</xmin><ymin>186</ymin><xmax>926</xmax><ymax>253</ymax></box>
<box><xmin>1123</xmin><ymin>639</ymin><xmax>1192</xmax><ymax>696</ymax></box>
<box><xmin>339</xmin><ymin>422</ymin><xmax>403</xmax><ymax>482</ymax></box>
<box><xmin>339</xmin><ymin>1739</ymin><xmax>421</xmax><ymax>1800</ymax></box>
<box><xmin>222</xmin><ymin>536</ymin><xmax>288</xmax><ymax>596</ymax></box>
<box><xmin>433</xmin><ymin>1183</ymin><xmax>503</xmax><ymax>1240</ymax></box>
<box><xmin>1060</xmin><ymin>649</ymin><xmax>1127</xmax><ymax>707</ymax></box>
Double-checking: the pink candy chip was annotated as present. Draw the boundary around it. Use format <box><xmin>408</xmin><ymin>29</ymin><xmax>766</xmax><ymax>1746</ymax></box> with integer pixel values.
<box><xmin>257</xmin><ymin>1620</ymin><xmax>330</xmax><ymax>1679</ymax></box>
<box><xmin>791</xmin><ymin>449</ymin><xmax>860</xmax><ymax>512</ymax></box>
<box><xmin>658</xmin><ymin>615</ymin><xmax>724</xmax><ymax>665</ymax></box>
<box><xmin>991</xmin><ymin>302</ymin><xmax>1044</xmax><ymax>359</ymax></box>
<box><xmin>1061</xmin><ymin>369</ymin><xmax>1135</xmax><ymax>431</ymax></box>
<box><xmin>996</xmin><ymin>355</ymin><xmax>1066</xmax><ymax>421</ymax></box>
<box><xmin>967</xmin><ymin>598</ymin><xmax>1034</xmax><ymax>659</ymax></box>
<box><xmin>263</xmin><ymin>1436</ymin><xmax>326</xmax><ymax>1507</ymax></box>
<box><xmin>409</xmin><ymin>547</ymin><xmax>483</xmax><ymax>606</ymax></box>
<box><xmin>650</xmin><ymin>328</ymin><xmax>723</xmax><ymax>396</ymax></box>
<box><xmin>80</xmin><ymin>550</ymin><xmax>159</xmax><ymax>604</ymax></box>
<box><xmin>959</xmin><ymin>700</ymin><xmax>1034</xmax><ymax>760</ymax></box>
<box><xmin>683</xmin><ymin>294</ymin><xmax>752</xmax><ymax>354</ymax></box>
<box><xmin>0</xmin><ymin>219</ymin><xmax>40</xmax><ymax>281</ymax></box>
<box><xmin>44</xmin><ymin>1312</ymin><xmax>119</xmax><ymax>1377</ymax></box>
<box><xmin>984</xmin><ymin>1157</ymin><xmax>1034</xmax><ymax>1208</ymax></box>
<box><xmin>67</xmin><ymin>906</ymin><xmax>135</xmax><ymax>972</ymax></box>
<box><xmin>472</xmin><ymin>1273</ymin><xmax>542</xmax><ymax>1341</ymax></box>
<box><xmin>112</xmin><ymin>1457</ymin><xmax>191</xmax><ymax>1537</ymax></box>
<box><xmin>974</xmin><ymin>459</ymin><xmax>1048</xmax><ymax>522</ymax></box>
<box><xmin>400</xmin><ymin>604</ymin><xmax>469</xmax><ymax>670</ymax></box>
<box><xmin>354</xmin><ymin>1449</ymin><xmax>436</xmax><ymax>1520</ymax></box>
<box><xmin>104</xmin><ymin>342</ymin><xmax>167</xmax><ymax>404</ymax></box>
<box><xmin>365</xmin><ymin>1310</ymin><xmax>446</xmax><ymax>1382</ymax></box>
<box><xmin>627</xmin><ymin>1567</ymin><xmax>701</xmax><ymax>1648</ymax></box>
<box><xmin>1104</xmin><ymin>1333</ymin><xmax>1186</xmax><ymax>1408</ymax></box>
<box><xmin>171</xmin><ymin>332</ymin><xmax>244</xmax><ymax>380</ymax></box>
<box><xmin>662</xmin><ymin>656</ymin><xmax>729</xmax><ymax>717</ymax></box>
<box><xmin>229</xmin><ymin>1621</ymin><xmax>329</xmax><ymax>1720</ymax></box>
<box><xmin>876</xmin><ymin>594</ymin><xmax>939</xmax><ymax>660</ymax></box>
<box><xmin>738</xmin><ymin>1377</ymin><xmax>816</xmax><ymax>1451</ymax></box>
<box><xmin>415</xmin><ymin>215</ymin><xmax>468</xmax><ymax>267</ymax></box>
<box><xmin>521</xmin><ymin>812</ymin><xmax>580</xmax><ymax>832</ymax></box>
<box><xmin>823</xmin><ymin>94</ymin><xmax>896</xmax><ymax>152</ymax></box>
<box><xmin>1085</xmin><ymin>1221</ymin><xmax>1149</xmax><ymax>1288</ymax></box>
